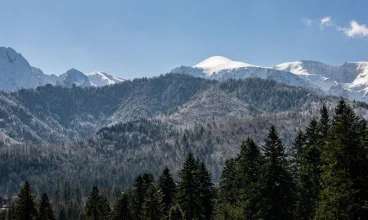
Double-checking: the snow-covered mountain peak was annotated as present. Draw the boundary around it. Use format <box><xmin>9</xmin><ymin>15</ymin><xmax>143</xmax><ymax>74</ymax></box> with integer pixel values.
<box><xmin>194</xmin><ymin>56</ymin><xmax>255</xmax><ymax>75</ymax></box>
<box><xmin>58</xmin><ymin>68</ymin><xmax>92</xmax><ymax>87</ymax></box>
<box><xmin>0</xmin><ymin>47</ymin><xmax>126</xmax><ymax>91</ymax></box>
<box><xmin>86</xmin><ymin>71</ymin><xmax>125</xmax><ymax>86</ymax></box>
<box><xmin>0</xmin><ymin>47</ymin><xmax>31</xmax><ymax>70</ymax></box>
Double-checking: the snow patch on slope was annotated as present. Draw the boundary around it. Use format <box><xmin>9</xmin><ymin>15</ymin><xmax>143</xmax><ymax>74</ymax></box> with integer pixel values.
<box><xmin>87</xmin><ymin>72</ymin><xmax>125</xmax><ymax>86</ymax></box>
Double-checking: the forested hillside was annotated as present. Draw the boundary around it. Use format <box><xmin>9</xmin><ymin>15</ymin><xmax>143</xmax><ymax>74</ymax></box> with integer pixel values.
<box><xmin>2</xmin><ymin>101</ymin><xmax>368</xmax><ymax>220</ymax></box>
<box><xmin>0</xmin><ymin>73</ymin><xmax>340</xmax><ymax>145</ymax></box>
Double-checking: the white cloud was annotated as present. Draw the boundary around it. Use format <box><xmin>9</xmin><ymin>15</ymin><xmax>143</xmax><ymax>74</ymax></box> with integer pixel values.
<box><xmin>338</xmin><ymin>20</ymin><xmax>368</xmax><ymax>38</ymax></box>
<box><xmin>301</xmin><ymin>17</ymin><xmax>312</xmax><ymax>26</ymax></box>
<box><xmin>320</xmin><ymin>16</ymin><xmax>333</xmax><ymax>29</ymax></box>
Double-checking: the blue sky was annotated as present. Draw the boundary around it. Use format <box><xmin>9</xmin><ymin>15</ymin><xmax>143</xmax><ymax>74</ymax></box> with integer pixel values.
<box><xmin>1</xmin><ymin>0</ymin><xmax>368</xmax><ymax>78</ymax></box>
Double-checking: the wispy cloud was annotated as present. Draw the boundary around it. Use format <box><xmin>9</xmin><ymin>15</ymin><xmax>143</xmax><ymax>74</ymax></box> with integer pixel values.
<box><xmin>301</xmin><ymin>17</ymin><xmax>312</xmax><ymax>26</ymax></box>
<box><xmin>320</xmin><ymin>16</ymin><xmax>333</xmax><ymax>29</ymax></box>
<box><xmin>338</xmin><ymin>20</ymin><xmax>368</xmax><ymax>38</ymax></box>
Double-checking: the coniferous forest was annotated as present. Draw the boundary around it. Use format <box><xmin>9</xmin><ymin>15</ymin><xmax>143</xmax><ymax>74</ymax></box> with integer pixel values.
<box><xmin>1</xmin><ymin>100</ymin><xmax>368</xmax><ymax>219</ymax></box>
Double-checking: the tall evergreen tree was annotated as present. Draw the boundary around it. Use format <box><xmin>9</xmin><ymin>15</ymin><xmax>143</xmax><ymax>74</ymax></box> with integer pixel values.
<box><xmin>14</xmin><ymin>181</ymin><xmax>37</xmax><ymax>220</ymax></box>
<box><xmin>197</xmin><ymin>161</ymin><xmax>214</xmax><ymax>220</ymax></box>
<box><xmin>178</xmin><ymin>153</ymin><xmax>200</xmax><ymax>220</ymax></box>
<box><xmin>141</xmin><ymin>184</ymin><xmax>164</xmax><ymax>220</ymax></box>
<box><xmin>158</xmin><ymin>167</ymin><xmax>176</xmax><ymax>216</ymax></box>
<box><xmin>236</xmin><ymin>137</ymin><xmax>263</xmax><ymax>219</ymax></box>
<box><xmin>290</xmin><ymin>131</ymin><xmax>305</xmax><ymax>180</ymax></box>
<box><xmin>111</xmin><ymin>193</ymin><xmax>131</xmax><ymax>220</ymax></box>
<box><xmin>131</xmin><ymin>172</ymin><xmax>155</xmax><ymax>220</ymax></box>
<box><xmin>260</xmin><ymin>126</ymin><xmax>296</xmax><ymax>220</ymax></box>
<box><xmin>169</xmin><ymin>204</ymin><xmax>185</xmax><ymax>220</ymax></box>
<box><xmin>219</xmin><ymin>158</ymin><xmax>238</xmax><ymax>205</ymax></box>
<box><xmin>38</xmin><ymin>194</ymin><xmax>55</xmax><ymax>220</ymax></box>
<box><xmin>316</xmin><ymin>100</ymin><xmax>368</xmax><ymax>219</ymax></box>
<box><xmin>85</xmin><ymin>186</ymin><xmax>110</xmax><ymax>220</ymax></box>
<box><xmin>317</xmin><ymin>104</ymin><xmax>330</xmax><ymax>138</ymax></box>
<box><xmin>296</xmin><ymin>119</ymin><xmax>322</xmax><ymax>220</ymax></box>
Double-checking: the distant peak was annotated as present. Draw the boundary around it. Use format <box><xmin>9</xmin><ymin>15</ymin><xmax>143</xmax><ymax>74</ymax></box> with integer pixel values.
<box><xmin>194</xmin><ymin>56</ymin><xmax>255</xmax><ymax>75</ymax></box>
<box><xmin>65</xmin><ymin>68</ymin><xmax>84</xmax><ymax>74</ymax></box>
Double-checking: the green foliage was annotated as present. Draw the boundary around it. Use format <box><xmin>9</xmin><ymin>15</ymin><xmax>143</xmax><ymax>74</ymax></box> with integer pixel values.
<box><xmin>14</xmin><ymin>181</ymin><xmax>38</xmax><ymax>220</ymax></box>
<box><xmin>158</xmin><ymin>167</ymin><xmax>176</xmax><ymax>215</ymax></box>
<box><xmin>140</xmin><ymin>184</ymin><xmax>164</xmax><ymax>220</ymax></box>
<box><xmin>260</xmin><ymin>126</ymin><xmax>296</xmax><ymax>220</ymax></box>
<box><xmin>131</xmin><ymin>173</ymin><xmax>155</xmax><ymax>220</ymax></box>
<box><xmin>38</xmin><ymin>194</ymin><xmax>55</xmax><ymax>220</ymax></box>
<box><xmin>85</xmin><ymin>186</ymin><xmax>110</xmax><ymax>220</ymax></box>
<box><xmin>178</xmin><ymin>153</ymin><xmax>200</xmax><ymax>220</ymax></box>
<box><xmin>168</xmin><ymin>204</ymin><xmax>185</xmax><ymax>220</ymax></box>
<box><xmin>315</xmin><ymin>100</ymin><xmax>368</xmax><ymax>219</ymax></box>
<box><xmin>178</xmin><ymin>153</ymin><xmax>215</xmax><ymax>220</ymax></box>
<box><xmin>111</xmin><ymin>193</ymin><xmax>130</xmax><ymax>220</ymax></box>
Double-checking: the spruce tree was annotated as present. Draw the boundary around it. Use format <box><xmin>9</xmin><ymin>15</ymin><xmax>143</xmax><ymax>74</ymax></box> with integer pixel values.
<box><xmin>317</xmin><ymin>104</ymin><xmax>330</xmax><ymax>138</ymax></box>
<box><xmin>132</xmin><ymin>172</ymin><xmax>155</xmax><ymax>220</ymax></box>
<box><xmin>260</xmin><ymin>126</ymin><xmax>296</xmax><ymax>220</ymax></box>
<box><xmin>14</xmin><ymin>181</ymin><xmax>37</xmax><ymax>220</ymax></box>
<box><xmin>290</xmin><ymin>131</ymin><xmax>305</xmax><ymax>180</ymax></box>
<box><xmin>178</xmin><ymin>153</ymin><xmax>200</xmax><ymax>220</ymax></box>
<box><xmin>236</xmin><ymin>137</ymin><xmax>263</xmax><ymax>219</ymax></box>
<box><xmin>85</xmin><ymin>186</ymin><xmax>110</xmax><ymax>220</ymax></box>
<box><xmin>111</xmin><ymin>193</ymin><xmax>130</xmax><ymax>220</ymax></box>
<box><xmin>38</xmin><ymin>194</ymin><xmax>55</xmax><ymax>220</ymax></box>
<box><xmin>169</xmin><ymin>204</ymin><xmax>185</xmax><ymax>220</ymax></box>
<box><xmin>316</xmin><ymin>100</ymin><xmax>368</xmax><ymax>219</ymax></box>
<box><xmin>197</xmin><ymin>162</ymin><xmax>214</xmax><ymax>220</ymax></box>
<box><xmin>219</xmin><ymin>158</ymin><xmax>238</xmax><ymax>205</ymax></box>
<box><xmin>158</xmin><ymin>167</ymin><xmax>176</xmax><ymax>216</ymax></box>
<box><xmin>297</xmin><ymin>119</ymin><xmax>322</xmax><ymax>220</ymax></box>
<box><xmin>141</xmin><ymin>184</ymin><xmax>164</xmax><ymax>220</ymax></box>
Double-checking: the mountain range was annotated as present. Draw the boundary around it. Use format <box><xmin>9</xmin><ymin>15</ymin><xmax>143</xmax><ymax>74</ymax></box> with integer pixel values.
<box><xmin>2</xmin><ymin>46</ymin><xmax>368</xmax><ymax>194</ymax></box>
<box><xmin>171</xmin><ymin>56</ymin><xmax>368</xmax><ymax>101</ymax></box>
<box><xmin>2</xmin><ymin>47</ymin><xmax>368</xmax><ymax>102</ymax></box>
<box><xmin>0</xmin><ymin>47</ymin><xmax>125</xmax><ymax>91</ymax></box>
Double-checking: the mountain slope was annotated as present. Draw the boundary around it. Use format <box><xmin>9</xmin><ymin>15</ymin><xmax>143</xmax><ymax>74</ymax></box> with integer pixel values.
<box><xmin>87</xmin><ymin>72</ymin><xmax>125</xmax><ymax>86</ymax></box>
<box><xmin>0</xmin><ymin>47</ymin><xmax>55</xmax><ymax>91</ymax></box>
<box><xmin>275</xmin><ymin>60</ymin><xmax>368</xmax><ymax>100</ymax></box>
<box><xmin>172</xmin><ymin>56</ymin><xmax>368</xmax><ymax>101</ymax></box>
<box><xmin>0</xmin><ymin>47</ymin><xmax>124</xmax><ymax>91</ymax></box>
<box><xmin>172</xmin><ymin>57</ymin><xmax>322</xmax><ymax>94</ymax></box>
<box><xmin>0</xmin><ymin>74</ymin><xmax>339</xmax><ymax>145</ymax></box>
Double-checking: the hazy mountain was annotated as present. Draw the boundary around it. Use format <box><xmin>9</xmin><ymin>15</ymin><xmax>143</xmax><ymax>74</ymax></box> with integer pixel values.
<box><xmin>0</xmin><ymin>47</ymin><xmax>125</xmax><ymax>91</ymax></box>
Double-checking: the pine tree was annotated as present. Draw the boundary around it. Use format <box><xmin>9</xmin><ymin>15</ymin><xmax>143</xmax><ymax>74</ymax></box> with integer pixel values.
<box><xmin>317</xmin><ymin>104</ymin><xmax>330</xmax><ymax>138</ymax></box>
<box><xmin>141</xmin><ymin>184</ymin><xmax>164</xmax><ymax>220</ymax></box>
<box><xmin>178</xmin><ymin>153</ymin><xmax>200</xmax><ymax>220</ymax></box>
<box><xmin>85</xmin><ymin>186</ymin><xmax>110</xmax><ymax>220</ymax></box>
<box><xmin>169</xmin><ymin>204</ymin><xmax>185</xmax><ymax>220</ymax></box>
<box><xmin>131</xmin><ymin>172</ymin><xmax>155</xmax><ymax>220</ymax></box>
<box><xmin>290</xmin><ymin>131</ymin><xmax>305</xmax><ymax>180</ymax></box>
<box><xmin>111</xmin><ymin>193</ymin><xmax>131</xmax><ymax>220</ymax></box>
<box><xmin>296</xmin><ymin>119</ymin><xmax>322</xmax><ymax>220</ymax></box>
<box><xmin>99</xmin><ymin>195</ymin><xmax>111</xmax><ymax>218</ymax></box>
<box><xmin>158</xmin><ymin>167</ymin><xmax>176</xmax><ymax>216</ymax></box>
<box><xmin>197</xmin><ymin>162</ymin><xmax>214</xmax><ymax>220</ymax></box>
<box><xmin>236</xmin><ymin>137</ymin><xmax>263</xmax><ymax>219</ymax></box>
<box><xmin>260</xmin><ymin>126</ymin><xmax>296</xmax><ymax>220</ymax></box>
<box><xmin>38</xmin><ymin>194</ymin><xmax>55</xmax><ymax>220</ymax></box>
<box><xmin>316</xmin><ymin>100</ymin><xmax>368</xmax><ymax>219</ymax></box>
<box><xmin>14</xmin><ymin>181</ymin><xmax>37</xmax><ymax>220</ymax></box>
<box><xmin>219</xmin><ymin>158</ymin><xmax>238</xmax><ymax>205</ymax></box>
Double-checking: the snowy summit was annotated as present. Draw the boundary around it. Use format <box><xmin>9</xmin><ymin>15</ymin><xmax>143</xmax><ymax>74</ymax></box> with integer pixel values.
<box><xmin>194</xmin><ymin>56</ymin><xmax>255</xmax><ymax>75</ymax></box>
